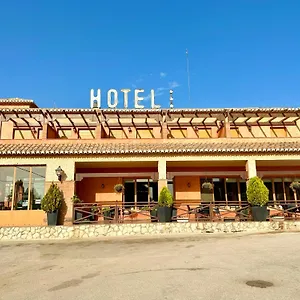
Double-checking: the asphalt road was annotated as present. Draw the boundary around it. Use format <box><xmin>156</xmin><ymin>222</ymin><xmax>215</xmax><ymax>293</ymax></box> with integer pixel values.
<box><xmin>1</xmin><ymin>232</ymin><xmax>300</xmax><ymax>300</ymax></box>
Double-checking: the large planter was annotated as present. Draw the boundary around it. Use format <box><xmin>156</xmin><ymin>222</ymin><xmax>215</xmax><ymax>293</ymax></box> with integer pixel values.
<box><xmin>150</xmin><ymin>209</ymin><xmax>157</xmax><ymax>222</ymax></box>
<box><xmin>74</xmin><ymin>211</ymin><xmax>83</xmax><ymax>222</ymax></box>
<box><xmin>251</xmin><ymin>206</ymin><xmax>268</xmax><ymax>221</ymax></box>
<box><xmin>47</xmin><ymin>211</ymin><xmax>58</xmax><ymax>226</ymax></box>
<box><xmin>171</xmin><ymin>207</ymin><xmax>178</xmax><ymax>221</ymax></box>
<box><xmin>157</xmin><ymin>207</ymin><xmax>172</xmax><ymax>222</ymax></box>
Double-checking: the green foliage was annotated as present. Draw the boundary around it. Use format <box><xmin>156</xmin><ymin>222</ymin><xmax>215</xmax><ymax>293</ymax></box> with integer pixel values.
<box><xmin>158</xmin><ymin>187</ymin><xmax>173</xmax><ymax>207</ymax></box>
<box><xmin>41</xmin><ymin>183</ymin><xmax>63</xmax><ymax>213</ymax></box>
<box><xmin>114</xmin><ymin>184</ymin><xmax>125</xmax><ymax>193</ymax></box>
<box><xmin>71</xmin><ymin>194</ymin><xmax>82</xmax><ymax>204</ymax></box>
<box><xmin>246</xmin><ymin>176</ymin><xmax>269</xmax><ymax>207</ymax></box>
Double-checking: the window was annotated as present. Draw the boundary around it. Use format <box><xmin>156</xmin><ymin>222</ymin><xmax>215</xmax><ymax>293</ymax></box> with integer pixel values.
<box><xmin>14</xmin><ymin>129</ymin><xmax>37</xmax><ymax>139</ymax></box>
<box><xmin>274</xmin><ymin>178</ymin><xmax>284</xmax><ymax>203</ymax></box>
<box><xmin>196</xmin><ymin>128</ymin><xmax>211</xmax><ymax>138</ymax></box>
<box><xmin>0</xmin><ymin>166</ymin><xmax>46</xmax><ymax>210</ymax></box>
<box><xmin>58</xmin><ymin>129</ymin><xmax>72</xmax><ymax>139</ymax></box>
<box><xmin>169</xmin><ymin>128</ymin><xmax>187</xmax><ymax>139</ymax></box>
<box><xmin>263</xmin><ymin>179</ymin><xmax>273</xmax><ymax>201</ymax></box>
<box><xmin>123</xmin><ymin>179</ymin><xmax>158</xmax><ymax>207</ymax></box>
<box><xmin>78</xmin><ymin>129</ymin><xmax>95</xmax><ymax>139</ymax></box>
<box><xmin>226</xmin><ymin>178</ymin><xmax>239</xmax><ymax>203</ymax></box>
<box><xmin>270</xmin><ymin>127</ymin><xmax>287</xmax><ymax>138</ymax></box>
<box><xmin>136</xmin><ymin>129</ymin><xmax>154</xmax><ymax>138</ymax></box>
<box><xmin>0</xmin><ymin>167</ymin><xmax>14</xmax><ymax>210</ymax></box>
<box><xmin>31</xmin><ymin>167</ymin><xmax>46</xmax><ymax>210</ymax></box>
<box><xmin>109</xmin><ymin>129</ymin><xmax>123</xmax><ymax>138</ymax></box>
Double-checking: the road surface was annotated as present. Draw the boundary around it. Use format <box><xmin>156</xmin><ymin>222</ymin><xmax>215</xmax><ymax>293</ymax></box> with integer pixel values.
<box><xmin>1</xmin><ymin>232</ymin><xmax>300</xmax><ymax>300</ymax></box>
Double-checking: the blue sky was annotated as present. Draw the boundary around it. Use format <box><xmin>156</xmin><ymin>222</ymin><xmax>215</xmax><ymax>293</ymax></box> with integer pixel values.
<box><xmin>0</xmin><ymin>0</ymin><xmax>299</xmax><ymax>109</ymax></box>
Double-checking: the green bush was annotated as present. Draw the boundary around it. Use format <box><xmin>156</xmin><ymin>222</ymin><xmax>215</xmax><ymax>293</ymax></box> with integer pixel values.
<box><xmin>41</xmin><ymin>183</ymin><xmax>63</xmax><ymax>213</ymax></box>
<box><xmin>246</xmin><ymin>176</ymin><xmax>269</xmax><ymax>207</ymax></box>
<box><xmin>158</xmin><ymin>187</ymin><xmax>173</xmax><ymax>207</ymax></box>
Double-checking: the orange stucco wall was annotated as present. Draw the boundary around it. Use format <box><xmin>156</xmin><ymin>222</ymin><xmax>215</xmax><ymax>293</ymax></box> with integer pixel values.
<box><xmin>174</xmin><ymin>176</ymin><xmax>200</xmax><ymax>201</ymax></box>
<box><xmin>0</xmin><ymin>210</ymin><xmax>46</xmax><ymax>226</ymax></box>
<box><xmin>76</xmin><ymin>177</ymin><xmax>122</xmax><ymax>203</ymax></box>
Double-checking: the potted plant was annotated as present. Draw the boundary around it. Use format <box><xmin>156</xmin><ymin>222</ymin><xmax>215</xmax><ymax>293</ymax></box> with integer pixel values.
<box><xmin>90</xmin><ymin>204</ymin><xmax>99</xmax><ymax>221</ymax></box>
<box><xmin>149</xmin><ymin>202</ymin><xmax>158</xmax><ymax>222</ymax></box>
<box><xmin>157</xmin><ymin>187</ymin><xmax>173</xmax><ymax>222</ymax></box>
<box><xmin>72</xmin><ymin>195</ymin><xmax>82</xmax><ymax>219</ymax></box>
<box><xmin>41</xmin><ymin>182</ymin><xmax>63</xmax><ymax>226</ymax></box>
<box><xmin>290</xmin><ymin>181</ymin><xmax>300</xmax><ymax>192</ymax></box>
<box><xmin>114</xmin><ymin>184</ymin><xmax>125</xmax><ymax>194</ymax></box>
<box><xmin>201</xmin><ymin>181</ymin><xmax>214</xmax><ymax>204</ymax></box>
<box><xmin>102</xmin><ymin>207</ymin><xmax>112</xmax><ymax>221</ymax></box>
<box><xmin>246</xmin><ymin>176</ymin><xmax>269</xmax><ymax>221</ymax></box>
<box><xmin>202</xmin><ymin>181</ymin><xmax>213</xmax><ymax>190</ymax></box>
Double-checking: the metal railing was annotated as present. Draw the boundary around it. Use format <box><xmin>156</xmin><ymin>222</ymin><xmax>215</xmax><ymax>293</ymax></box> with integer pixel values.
<box><xmin>72</xmin><ymin>200</ymin><xmax>300</xmax><ymax>224</ymax></box>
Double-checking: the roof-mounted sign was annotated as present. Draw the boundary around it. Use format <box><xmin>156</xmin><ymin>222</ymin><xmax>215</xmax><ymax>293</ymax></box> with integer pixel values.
<box><xmin>90</xmin><ymin>89</ymin><xmax>161</xmax><ymax>109</ymax></box>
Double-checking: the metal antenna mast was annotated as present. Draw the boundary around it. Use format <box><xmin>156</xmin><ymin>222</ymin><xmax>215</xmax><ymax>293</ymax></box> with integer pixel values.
<box><xmin>186</xmin><ymin>49</ymin><xmax>191</xmax><ymax>103</ymax></box>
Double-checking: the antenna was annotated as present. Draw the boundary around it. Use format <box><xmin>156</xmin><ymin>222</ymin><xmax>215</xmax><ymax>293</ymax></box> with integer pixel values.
<box><xmin>186</xmin><ymin>49</ymin><xmax>191</xmax><ymax>103</ymax></box>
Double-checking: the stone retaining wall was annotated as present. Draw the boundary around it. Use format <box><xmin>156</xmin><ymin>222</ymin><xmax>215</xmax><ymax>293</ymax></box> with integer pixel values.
<box><xmin>0</xmin><ymin>221</ymin><xmax>299</xmax><ymax>241</ymax></box>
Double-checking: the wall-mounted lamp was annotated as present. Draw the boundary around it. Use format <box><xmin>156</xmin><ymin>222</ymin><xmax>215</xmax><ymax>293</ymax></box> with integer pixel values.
<box><xmin>128</xmin><ymin>127</ymin><xmax>132</xmax><ymax>133</ymax></box>
<box><xmin>55</xmin><ymin>166</ymin><xmax>63</xmax><ymax>182</ymax></box>
<box><xmin>187</xmin><ymin>182</ymin><xmax>191</xmax><ymax>188</ymax></box>
<box><xmin>194</xmin><ymin>126</ymin><xmax>198</xmax><ymax>131</ymax></box>
<box><xmin>101</xmin><ymin>184</ymin><xmax>105</xmax><ymax>189</ymax></box>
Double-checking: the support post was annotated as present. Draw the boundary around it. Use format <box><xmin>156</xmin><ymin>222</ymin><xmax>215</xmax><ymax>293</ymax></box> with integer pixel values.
<box><xmin>246</xmin><ymin>159</ymin><xmax>257</xmax><ymax>179</ymax></box>
<box><xmin>158</xmin><ymin>159</ymin><xmax>167</xmax><ymax>196</ymax></box>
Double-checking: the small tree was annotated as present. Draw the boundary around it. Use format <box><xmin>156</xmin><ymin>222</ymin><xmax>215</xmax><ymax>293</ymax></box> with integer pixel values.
<box><xmin>246</xmin><ymin>176</ymin><xmax>269</xmax><ymax>207</ymax></box>
<box><xmin>158</xmin><ymin>187</ymin><xmax>173</xmax><ymax>207</ymax></box>
<box><xmin>41</xmin><ymin>183</ymin><xmax>63</xmax><ymax>213</ymax></box>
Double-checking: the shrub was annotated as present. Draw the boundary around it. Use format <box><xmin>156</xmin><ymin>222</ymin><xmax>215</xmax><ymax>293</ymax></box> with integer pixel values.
<box><xmin>158</xmin><ymin>187</ymin><xmax>173</xmax><ymax>207</ymax></box>
<box><xmin>71</xmin><ymin>194</ymin><xmax>82</xmax><ymax>204</ymax></box>
<box><xmin>246</xmin><ymin>176</ymin><xmax>269</xmax><ymax>207</ymax></box>
<box><xmin>41</xmin><ymin>183</ymin><xmax>63</xmax><ymax>213</ymax></box>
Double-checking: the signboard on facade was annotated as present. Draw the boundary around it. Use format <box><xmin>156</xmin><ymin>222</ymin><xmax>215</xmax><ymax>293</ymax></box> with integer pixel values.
<box><xmin>90</xmin><ymin>89</ymin><xmax>161</xmax><ymax>109</ymax></box>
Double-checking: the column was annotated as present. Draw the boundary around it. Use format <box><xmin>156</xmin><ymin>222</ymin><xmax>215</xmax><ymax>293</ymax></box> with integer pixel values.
<box><xmin>224</xmin><ymin>116</ymin><xmax>231</xmax><ymax>138</ymax></box>
<box><xmin>158</xmin><ymin>159</ymin><xmax>167</xmax><ymax>195</ymax></box>
<box><xmin>95</xmin><ymin>124</ymin><xmax>102</xmax><ymax>139</ymax></box>
<box><xmin>45</xmin><ymin>159</ymin><xmax>76</xmax><ymax>225</ymax></box>
<box><xmin>246</xmin><ymin>159</ymin><xmax>257</xmax><ymax>179</ymax></box>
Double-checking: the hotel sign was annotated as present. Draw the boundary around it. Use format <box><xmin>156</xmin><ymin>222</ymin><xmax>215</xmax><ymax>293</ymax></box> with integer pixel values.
<box><xmin>90</xmin><ymin>89</ymin><xmax>161</xmax><ymax>109</ymax></box>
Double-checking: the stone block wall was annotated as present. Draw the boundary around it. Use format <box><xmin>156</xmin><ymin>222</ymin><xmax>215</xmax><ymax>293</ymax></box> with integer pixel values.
<box><xmin>0</xmin><ymin>221</ymin><xmax>300</xmax><ymax>241</ymax></box>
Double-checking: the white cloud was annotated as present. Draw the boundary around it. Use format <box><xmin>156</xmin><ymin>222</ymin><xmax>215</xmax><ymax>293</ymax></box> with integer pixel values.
<box><xmin>160</xmin><ymin>72</ymin><xmax>167</xmax><ymax>78</ymax></box>
<box><xmin>169</xmin><ymin>81</ymin><xmax>180</xmax><ymax>89</ymax></box>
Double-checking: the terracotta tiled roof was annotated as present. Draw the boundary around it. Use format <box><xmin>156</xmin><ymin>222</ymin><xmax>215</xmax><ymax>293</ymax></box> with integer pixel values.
<box><xmin>0</xmin><ymin>98</ymin><xmax>38</xmax><ymax>108</ymax></box>
<box><xmin>1</xmin><ymin>107</ymin><xmax>300</xmax><ymax>114</ymax></box>
<box><xmin>1</xmin><ymin>139</ymin><xmax>300</xmax><ymax>156</ymax></box>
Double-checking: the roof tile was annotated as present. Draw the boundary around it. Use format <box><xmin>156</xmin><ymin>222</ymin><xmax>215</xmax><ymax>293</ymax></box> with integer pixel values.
<box><xmin>1</xmin><ymin>139</ymin><xmax>300</xmax><ymax>156</ymax></box>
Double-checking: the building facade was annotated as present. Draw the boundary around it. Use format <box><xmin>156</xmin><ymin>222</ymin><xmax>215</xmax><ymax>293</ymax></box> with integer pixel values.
<box><xmin>1</xmin><ymin>98</ymin><xmax>300</xmax><ymax>226</ymax></box>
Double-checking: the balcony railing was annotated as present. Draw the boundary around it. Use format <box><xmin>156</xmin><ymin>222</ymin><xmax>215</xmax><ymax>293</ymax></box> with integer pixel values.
<box><xmin>72</xmin><ymin>200</ymin><xmax>300</xmax><ymax>224</ymax></box>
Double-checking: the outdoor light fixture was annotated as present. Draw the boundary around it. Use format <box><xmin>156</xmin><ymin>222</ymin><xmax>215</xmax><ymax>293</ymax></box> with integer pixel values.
<box><xmin>128</xmin><ymin>127</ymin><xmax>132</xmax><ymax>133</ymax></box>
<box><xmin>101</xmin><ymin>184</ymin><xmax>105</xmax><ymax>189</ymax></box>
<box><xmin>55</xmin><ymin>166</ymin><xmax>63</xmax><ymax>182</ymax></box>
<box><xmin>187</xmin><ymin>182</ymin><xmax>191</xmax><ymax>188</ymax></box>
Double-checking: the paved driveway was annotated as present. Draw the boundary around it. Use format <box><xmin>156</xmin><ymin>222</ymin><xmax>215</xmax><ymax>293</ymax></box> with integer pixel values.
<box><xmin>1</xmin><ymin>232</ymin><xmax>300</xmax><ymax>300</ymax></box>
